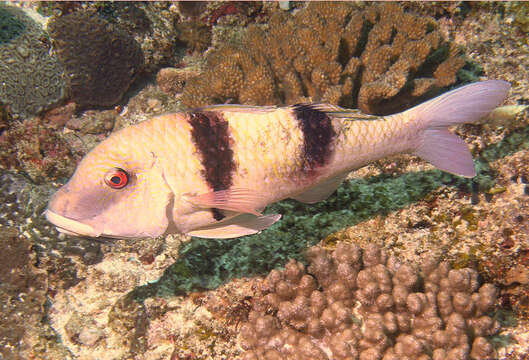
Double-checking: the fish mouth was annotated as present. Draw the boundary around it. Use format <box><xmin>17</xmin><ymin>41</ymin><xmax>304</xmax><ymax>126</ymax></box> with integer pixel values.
<box><xmin>45</xmin><ymin>209</ymin><xmax>102</xmax><ymax>237</ymax></box>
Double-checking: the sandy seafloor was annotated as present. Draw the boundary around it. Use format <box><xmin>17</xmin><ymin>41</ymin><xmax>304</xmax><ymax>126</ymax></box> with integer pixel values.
<box><xmin>0</xmin><ymin>2</ymin><xmax>528</xmax><ymax>360</ymax></box>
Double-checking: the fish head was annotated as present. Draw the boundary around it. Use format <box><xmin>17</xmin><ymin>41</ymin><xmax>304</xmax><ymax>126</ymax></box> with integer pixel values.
<box><xmin>46</xmin><ymin>126</ymin><xmax>173</xmax><ymax>238</ymax></box>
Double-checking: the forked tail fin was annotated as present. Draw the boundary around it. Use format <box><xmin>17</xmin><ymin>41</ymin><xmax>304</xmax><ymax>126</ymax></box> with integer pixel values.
<box><xmin>405</xmin><ymin>80</ymin><xmax>510</xmax><ymax>177</ymax></box>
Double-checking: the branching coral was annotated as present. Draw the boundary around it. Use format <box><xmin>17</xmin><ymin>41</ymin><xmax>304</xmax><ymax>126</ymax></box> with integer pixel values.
<box><xmin>241</xmin><ymin>243</ymin><xmax>500</xmax><ymax>360</ymax></box>
<box><xmin>0</xmin><ymin>4</ymin><xmax>65</xmax><ymax>119</ymax></box>
<box><xmin>48</xmin><ymin>10</ymin><xmax>143</xmax><ymax>108</ymax></box>
<box><xmin>181</xmin><ymin>2</ymin><xmax>465</xmax><ymax>115</ymax></box>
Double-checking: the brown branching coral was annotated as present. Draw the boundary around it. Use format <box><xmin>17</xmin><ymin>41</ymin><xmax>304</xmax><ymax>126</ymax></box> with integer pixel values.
<box><xmin>240</xmin><ymin>243</ymin><xmax>501</xmax><ymax>360</ymax></box>
<box><xmin>48</xmin><ymin>10</ymin><xmax>143</xmax><ymax>108</ymax></box>
<box><xmin>181</xmin><ymin>3</ymin><xmax>465</xmax><ymax>115</ymax></box>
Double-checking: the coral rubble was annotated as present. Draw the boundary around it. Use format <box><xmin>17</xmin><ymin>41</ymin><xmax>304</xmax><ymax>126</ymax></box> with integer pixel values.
<box><xmin>181</xmin><ymin>2</ymin><xmax>465</xmax><ymax>115</ymax></box>
<box><xmin>0</xmin><ymin>4</ymin><xmax>65</xmax><ymax>119</ymax></box>
<box><xmin>48</xmin><ymin>10</ymin><xmax>143</xmax><ymax>108</ymax></box>
<box><xmin>241</xmin><ymin>243</ymin><xmax>500</xmax><ymax>360</ymax></box>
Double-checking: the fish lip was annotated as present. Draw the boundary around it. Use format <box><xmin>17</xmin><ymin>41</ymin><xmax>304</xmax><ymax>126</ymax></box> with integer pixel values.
<box><xmin>45</xmin><ymin>209</ymin><xmax>102</xmax><ymax>237</ymax></box>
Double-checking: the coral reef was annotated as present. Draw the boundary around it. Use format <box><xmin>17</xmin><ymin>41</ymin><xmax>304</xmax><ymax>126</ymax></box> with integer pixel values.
<box><xmin>0</xmin><ymin>169</ymin><xmax>102</xmax><ymax>289</ymax></box>
<box><xmin>43</xmin><ymin>2</ymin><xmax>185</xmax><ymax>75</ymax></box>
<box><xmin>1</xmin><ymin>2</ymin><xmax>528</xmax><ymax>359</ymax></box>
<box><xmin>42</xmin><ymin>101</ymin><xmax>76</xmax><ymax>129</ymax></box>
<box><xmin>181</xmin><ymin>2</ymin><xmax>465</xmax><ymax>115</ymax></box>
<box><xmin>47</xmin><ymin>9</ymin><xmax>143</xmax><ymax>108</ymax></box>
<box><xmin>157</xmin><ymin>147</ymin><xmax>501</xmax><ymax>294</ymax></box>
<box><xmin>241</xmin><ymin>243</ymin><xmax>500</xmax><ymax>360</ymax></box>
<box><xmin>65</xmin><ymin>109</ymin><xmax>117</xmax><ymax>135</ymax></box>
<box><xmin>46</xmin><ymin>235</ymin><xmax>181</xmax><ymax>360</ymax></box>
<box><xmin>0</xmin><ymin>4</ymin><xmax>65</xmax><ymax>119</ymax></box>
<box><xmin>96</xmin><ymin>2</ymin><xmax>183</xmax><ymax>75</ymax></box>
<box><xmin>0</xmin><ymin>116</ymin><xmax>77</xmax><ymax>183</ymax></box>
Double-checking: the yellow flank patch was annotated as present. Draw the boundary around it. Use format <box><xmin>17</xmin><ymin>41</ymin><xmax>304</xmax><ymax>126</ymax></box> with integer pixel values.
<box><xmin>225</xmin><ymin>108</ymin><xmax>304</xmax><ymax>189</ymax></box>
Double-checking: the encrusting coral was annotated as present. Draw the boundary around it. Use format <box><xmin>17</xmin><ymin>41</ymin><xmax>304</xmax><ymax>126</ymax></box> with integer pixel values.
<box><xmin>47</xmin><ymin>10</ymin><xmax>143</xmax><ymax>108</ymax></box>
<box><xmin>241</xmin><ymin>243</ymin><xmax>500</xmax><ymax>360</ymax></box>
<box><xmin>181</xmin><ymin>2</ymin><xmax>465</xmax><ymax>115</ymax></box>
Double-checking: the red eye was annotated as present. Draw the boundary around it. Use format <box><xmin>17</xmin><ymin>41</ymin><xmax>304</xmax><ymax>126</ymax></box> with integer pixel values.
<box><xmin>104</xmin><ymin>168</ymin><xmax>129</xmax><ymax>189</ymax></box>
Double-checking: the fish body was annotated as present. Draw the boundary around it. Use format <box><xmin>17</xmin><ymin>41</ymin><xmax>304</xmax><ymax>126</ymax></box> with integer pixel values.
<box><xmin>46</xmin><ymin>80</ymin><xmax>510</xmax><ymax>239</ymax></box>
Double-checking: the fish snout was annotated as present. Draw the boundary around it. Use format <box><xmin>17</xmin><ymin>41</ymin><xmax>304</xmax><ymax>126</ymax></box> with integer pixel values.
<box><xmin>47</xmin><ymin>185</ymin><xmax>72</xmax><ymax>216</ymax></box>
<box><xmin>47</xmin><ymin>183</ymin><xmax>109</xmax><ymax>221</ymax></box>
<box><xmin>45</xmin><ymin>184</ymin><xmax>105</xmax><ymax>237</ymax></box>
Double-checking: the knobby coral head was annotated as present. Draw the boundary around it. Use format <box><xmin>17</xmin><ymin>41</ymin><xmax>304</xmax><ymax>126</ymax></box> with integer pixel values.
<box><xmin>241</xmin><ymin>243</ymin><xmax>500</xmax><ymax>360</ymax></box>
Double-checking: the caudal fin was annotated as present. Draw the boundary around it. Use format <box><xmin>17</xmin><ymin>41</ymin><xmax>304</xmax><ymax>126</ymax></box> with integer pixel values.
<box><xmin>407</xmin><ymin>80</ymin><xmax>510</xmax><ymax>177</ymax></box>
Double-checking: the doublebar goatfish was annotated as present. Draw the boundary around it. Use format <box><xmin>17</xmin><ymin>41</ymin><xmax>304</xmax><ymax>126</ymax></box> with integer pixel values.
<box><xmin>46</xmin><ymin>80</ymin><xmax>510</xmax><ymax>239</ymax></box>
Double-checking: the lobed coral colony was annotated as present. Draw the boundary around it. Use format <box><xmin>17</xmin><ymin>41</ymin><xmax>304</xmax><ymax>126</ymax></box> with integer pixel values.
<box><xmin>47</xmin><ymin>10</ymin><xmax>143</xmax><ymax>108</ymax></box>
<box><xmin>181</xmin><ymin>2</ymin><xmax>465</xmax><ymax>115</ymax></box>
<box><xmin>241</xmin><ymin>243</ymin><xmax>500</xmax><ymax>360</ymax></box>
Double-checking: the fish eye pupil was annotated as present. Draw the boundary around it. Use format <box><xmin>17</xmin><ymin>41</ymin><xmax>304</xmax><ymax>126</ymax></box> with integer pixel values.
<box><xmin>104</xmin><ymin>168</ymin><xmax>128</xmax><ymax>189</ymax></box>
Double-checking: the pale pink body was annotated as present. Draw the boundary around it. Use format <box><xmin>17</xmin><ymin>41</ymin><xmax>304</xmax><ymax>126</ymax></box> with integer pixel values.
<box><xmin>46</xmin><ymin>81</ymin><xmax>510</xmax><ymax>239</ymax></box>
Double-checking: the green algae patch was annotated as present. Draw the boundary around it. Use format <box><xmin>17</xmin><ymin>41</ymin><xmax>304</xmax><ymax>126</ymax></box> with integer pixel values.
<box><xmin>131</xmin><ymin>124</ymin><xmax>529</xmax><ymax>297</ymax></box>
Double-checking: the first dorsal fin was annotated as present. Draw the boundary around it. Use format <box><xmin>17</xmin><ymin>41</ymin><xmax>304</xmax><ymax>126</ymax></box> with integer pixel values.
<box><xmin>194</xmin><ymin>104</ymin><xmax>278</xmax><ymax>113</ymax></box>
<box><xmin>297</xmin><ymin>103</ymin><xmax>379</xmax><ymax>120</ymax></box>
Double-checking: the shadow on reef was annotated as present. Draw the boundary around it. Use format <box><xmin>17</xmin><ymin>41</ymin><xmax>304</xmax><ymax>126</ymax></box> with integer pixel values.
<box><xmin>127</xmin><ymin>123</ymin><xmax>529</xmax><ymax>302</ymax></box>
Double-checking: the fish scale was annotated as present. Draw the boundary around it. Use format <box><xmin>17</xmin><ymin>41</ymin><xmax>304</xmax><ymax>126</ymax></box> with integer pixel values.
<box><xmin>227</xmin><ymin>108</ymin><xmax>305</xmax><ymax>196</ymax></box>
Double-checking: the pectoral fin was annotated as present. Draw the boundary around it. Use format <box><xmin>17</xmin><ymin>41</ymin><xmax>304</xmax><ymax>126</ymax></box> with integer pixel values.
<box><xmin>186</xmin><ymin>188</ymin><xmax>265</xmax><ymax>216</ymax></box>
<box><xmin>187</xmin><ymin>213</ymin><xmax>282</xmax><ymax>239</ymax></box>
<box><xmin>292</xmin><ymin>173</ymin><xmax>348</xmax><ymax>204</ymax></box>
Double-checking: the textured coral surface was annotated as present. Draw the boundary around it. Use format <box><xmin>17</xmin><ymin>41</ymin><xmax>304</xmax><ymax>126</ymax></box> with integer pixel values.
<box><xmin>181</xmin><ymin>3</ymin><xmax>465</xmax><ymax>115</ymax></box>
<box><xmin>241</xmin><ymin>243</ymin><xmax>500</xmax><ymax>360</ymax></box>
<box><xmin>0</xmin><ymin>4</ymin><xmax>65</xmax><ymax>119</ymax></box>
<box><xmin>48</xmin><ymin>10</ymin><xmax>143</xmax><ymax>108</ymax></box>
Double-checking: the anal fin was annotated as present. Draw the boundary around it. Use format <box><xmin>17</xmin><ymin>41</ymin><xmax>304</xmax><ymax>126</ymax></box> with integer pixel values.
<box><xmin>187</xmin><ymin>214</ymin><xmax>281</xmax><ymax>239</ymax></box>
<box><xmin>292</xmin><ymin>173</ymin><xmax>348</xmax><ymax>204</ymax></box>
